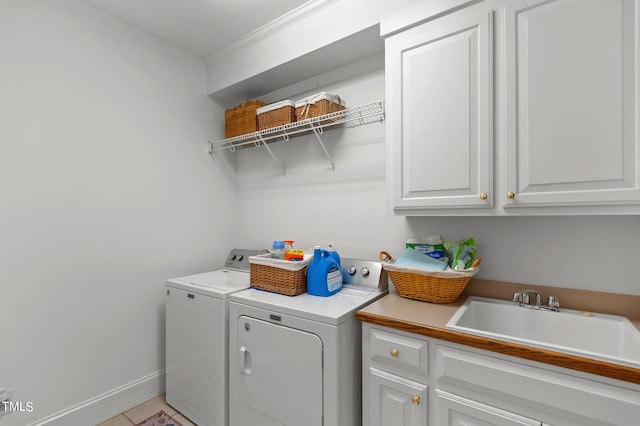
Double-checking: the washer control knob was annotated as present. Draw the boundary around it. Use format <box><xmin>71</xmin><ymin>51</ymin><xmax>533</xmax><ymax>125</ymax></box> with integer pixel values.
<box><xmin>361</xmin><ymin>267</ymin><xmax>370</xmax><ymax>277</ymax></box>
<box><xmin>237</xmin><ymin>255</ymin><xmax>244</xmax><ymax>261</ymax></box>
<box><xmin>231</xmin><ymin>254</ymin><xmax>237</xmax><ymax>260</ymax></box>
<box><xmin>347</xmin><ymin>266</ymin><xmax>357</xmax><ymax>275</ymax></box>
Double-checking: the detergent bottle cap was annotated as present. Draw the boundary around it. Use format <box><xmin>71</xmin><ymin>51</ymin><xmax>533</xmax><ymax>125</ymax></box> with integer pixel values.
<box><xmin>327</xmin><ymin>243</ymin><xmax>340</xmax><ymax>266</ymax></box>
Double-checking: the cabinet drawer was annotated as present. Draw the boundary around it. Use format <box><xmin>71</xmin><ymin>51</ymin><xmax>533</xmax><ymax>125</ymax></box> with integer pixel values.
<box><xmin>436</xmin><ymin>390</ymin><xmax>540</xmax><ymax>426</ymax></box>
<box><xmin>370</xmin><ymin>328</ymin><xmax>428</xmax><ymax>375</ymax></box>
<box><xmin>436</xmin><ymin>345</ymin><xmax>640</xmax><ymax>425</ymax></box>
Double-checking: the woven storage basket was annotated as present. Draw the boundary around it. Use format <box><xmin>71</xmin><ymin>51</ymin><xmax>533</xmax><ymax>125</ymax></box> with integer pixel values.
<box><xmin>257</xmin><ymin>100</ymin><xmax>296</xmax><ymax>131</ymax></box>
<box><xmin>225</xmin><ymin>100</ymin><xmax>266</xmax><ymax>139</ymax></box>
<box><xmin>379</xmin><ymin>251</ymin><xmax>481</xmax><ymax>304</ymax></box>
<box><xmin>249</xmin><ymin>254</ymin><xmax>308</xmax><ymax>296</ymax></box>
<box><xmin>295</xmin><ymin>93</ymin><xmax>345</xmax><ymax>121</ymax></box>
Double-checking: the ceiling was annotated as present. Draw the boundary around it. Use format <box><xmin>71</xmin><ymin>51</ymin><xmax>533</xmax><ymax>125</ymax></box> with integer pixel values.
<box><xmin>80</xmin><ymin>0</ymin><xmax>310</xmax><ymax>58</ymax></box>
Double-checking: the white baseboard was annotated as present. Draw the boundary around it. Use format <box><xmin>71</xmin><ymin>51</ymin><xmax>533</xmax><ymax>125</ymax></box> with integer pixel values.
<box><xmin>30</xmin><ymin>370</ymin><xmax>165</xmax><ymax>426</ymax></box>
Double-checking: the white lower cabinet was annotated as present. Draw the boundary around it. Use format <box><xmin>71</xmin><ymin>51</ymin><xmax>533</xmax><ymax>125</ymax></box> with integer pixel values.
<box><xmin>362</xmin><ymin>323</ymin><xmax>640</xmax><ymax>426</ymax></box>
<box><xmin>370</xmin><ymin>368</ymin><xmax>427</xmax><ymax>426</ymax></box>
<box><xmin>435</xmin><ymin>390</ymin><xmax>540</xmax><ymax>426</ymax></box>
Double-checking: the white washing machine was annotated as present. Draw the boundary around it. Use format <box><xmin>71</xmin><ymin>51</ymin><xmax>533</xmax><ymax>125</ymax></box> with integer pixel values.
<box><xmin>228</xmin><ymin>258</ymin><xmax>388</xmax><ymax>426</ymax></box>
<box><xmin>165</xmin><ymin>249</ymin><xmax>260</xmax><ymax>426</ymax></box>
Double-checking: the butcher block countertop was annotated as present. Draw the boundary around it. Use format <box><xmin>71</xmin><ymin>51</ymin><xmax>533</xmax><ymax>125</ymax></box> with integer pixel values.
<box><xmin>356</xmin><ymin>279</ymin><xmax>640</xmax><ymax>385</ymax></box>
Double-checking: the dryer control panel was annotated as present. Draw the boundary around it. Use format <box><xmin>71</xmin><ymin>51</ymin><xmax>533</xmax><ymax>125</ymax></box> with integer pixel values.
<box><xmin>341</xmin><ymin>258</ymin><xmax>388</xmax><ymax>293</ymax></box>
<box><xmin>225</xmin><ymin>249</ymin><xmax>262</xmax><ymax>271</ymax></box>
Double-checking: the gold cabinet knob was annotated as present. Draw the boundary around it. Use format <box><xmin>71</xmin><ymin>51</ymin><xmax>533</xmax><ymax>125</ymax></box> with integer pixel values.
<box><xmin>412</xmin><ymin>395</ymin><xmax>421</xmax><ymax>405</ymax></box>
<box><xmin>480</xmin><ymin>192</ymin><xmax>488</xmax><ymax>200</ymax></box>
<box><xmin>390</xmin><ymin>349</ymin><xmax>399</xmax><ymax>358</ymax></box>
<box><xmin>506</xmin><ymin>191</ymin><xmax>516</xmax><ymax>199</ymax></box>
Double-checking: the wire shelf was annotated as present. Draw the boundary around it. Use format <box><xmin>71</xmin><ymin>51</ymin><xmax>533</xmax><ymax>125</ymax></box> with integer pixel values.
<box><xmin>209</xmin><ymin>100</ymin><xmax>385</xmax><ymax>153</ymax></box>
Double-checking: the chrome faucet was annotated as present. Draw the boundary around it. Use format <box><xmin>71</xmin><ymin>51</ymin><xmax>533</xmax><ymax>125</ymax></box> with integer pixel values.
<box><xmin>512</xmin><ymin>289</ymin><xmax>541</xmax><ymax>306</ymax></box>
<box><xmin>512</xmin><ymin>289</ymin><xmax>559</xmax><ymax>312</ymax></box>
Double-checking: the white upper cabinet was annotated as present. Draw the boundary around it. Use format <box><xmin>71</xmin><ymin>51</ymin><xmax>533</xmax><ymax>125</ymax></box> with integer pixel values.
<box><xmin>504</xmin><ymin>0</ymin><xmax>640</xmax><ymax>209</ymax></box>
<box><xmin>386</xmin><ymin>3</ymin><xmax>494</xmax><ymax>211</ymax></box>
<box><xmin>385</xmin><ymin>0</ymin><xmax>640</xmax><ymax>215</ymax></box>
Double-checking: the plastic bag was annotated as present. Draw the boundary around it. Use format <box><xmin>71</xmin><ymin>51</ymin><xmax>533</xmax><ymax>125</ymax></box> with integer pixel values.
<box><xmin>406</xmin><ymin>234</ymin><xmax>446</xmax><ymax>261</ymax></box>
<box><xmin>444</xmin><ymin>238</ymin><xmax>476</xmax><ymax>270</ymax></box>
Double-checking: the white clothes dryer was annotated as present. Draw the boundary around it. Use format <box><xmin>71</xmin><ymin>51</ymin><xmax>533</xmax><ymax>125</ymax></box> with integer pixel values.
<box><xmin>228</xmin><ymin>258</ymin><xmax>388</xmax><ymax>426</ymax></box>
<box><xmin>165</xmin><ymin>249</ymin><xmax>260</xmax><ymax>426</ymax></box>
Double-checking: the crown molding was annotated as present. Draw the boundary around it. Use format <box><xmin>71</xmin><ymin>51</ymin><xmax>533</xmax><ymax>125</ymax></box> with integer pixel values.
<box><xmin>205</xmin><ymin>0</ymin><xmax>338</xmax><ymax>62</ymax></box>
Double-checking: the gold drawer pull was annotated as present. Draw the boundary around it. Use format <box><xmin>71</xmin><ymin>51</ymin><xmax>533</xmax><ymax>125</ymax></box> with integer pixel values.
<box><xmin>507</xmin><ymin>191</ymin><xmax>516</xmax><ymax>199</ymax></box>
<box><xmin>412</xmin><ymin>395</ymin><xmax>421</xmax><ymax>405</ymax></box>
<box><xmin>390</xmin><ymin>349</ymin><xmax>399</xmax><ymax>358</ymax></box>
<box><xmin>480</xmin><ymin>192</ymin><xmax>488</xmax><ymax>200</ymax></box>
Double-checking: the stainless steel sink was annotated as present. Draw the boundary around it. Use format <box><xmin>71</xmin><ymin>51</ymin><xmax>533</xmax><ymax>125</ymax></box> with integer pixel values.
<box><xmin>446</xmin><ymin>296</ymin><xmax>640</xmax><ymax>368</ymax></box>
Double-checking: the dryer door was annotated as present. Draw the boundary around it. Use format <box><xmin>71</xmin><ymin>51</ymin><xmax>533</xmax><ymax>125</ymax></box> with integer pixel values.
<box><xmin>236</xmin><ymin>315</ymin><xmax>323</xmax><ymax>426</ymax></box>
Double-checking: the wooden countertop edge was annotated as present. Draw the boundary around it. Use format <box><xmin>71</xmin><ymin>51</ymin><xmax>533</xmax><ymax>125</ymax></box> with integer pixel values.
<box><xmin>355</xmin><ymin>310</ymin><xmax>640</xmax><ymax>385</ymax></box>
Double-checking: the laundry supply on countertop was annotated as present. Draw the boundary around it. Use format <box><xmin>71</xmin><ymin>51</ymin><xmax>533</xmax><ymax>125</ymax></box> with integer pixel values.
<box><xmin>444</xmin><ymin>238</ymin><xmax>476</xmax><ymax>270</ymax></box>
<box><xmin>270</xmin><ymin>240</ymin><xmax>306</xmax><ymax>261</ymax></box>
<box><xmin>284</xmin><ymin>249</ymin><xmax>305</xmax><ymax>261</ymax></box>
<box><xmin>404</xmin><ymin>234</ymin><xmax>479</xmax><ymax>271</ymax></box>
<box><xmin>307</xmin><ymin>246</ymin><xmax>343</xmax><ymax>296</ymax></box>
<box><xmin>406</xmin><ymin>235</ymin><xmax>446</xmax><ymax>261</ymax></box>
<box><xmin>395</xmin><ymin>248</ymin><xmax>448</xmax><ymax>271</ymax></box>
<box><xmin>327</xmin><ymin>243</ymin><xmax>341</xmax><ymax>267</ymax></box>
<box><xmin>270</xmin><ymin>240</ymin><xmax>285</xmax><ymax>259</ymax></box>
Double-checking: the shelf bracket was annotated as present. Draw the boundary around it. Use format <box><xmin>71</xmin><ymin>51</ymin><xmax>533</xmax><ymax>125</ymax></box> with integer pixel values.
<box><xmin>309</xmin><ymin>123</ymin><xmax>335</xmax><ymax>171</ymax></box>
<box><xmin>255</xmin><ymin>134</ymin><xmax>286</xmax><ymax>175</ymax></box>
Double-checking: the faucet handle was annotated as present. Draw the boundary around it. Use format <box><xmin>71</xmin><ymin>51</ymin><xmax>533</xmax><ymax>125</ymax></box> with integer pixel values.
<box><xmin>513</xmin><ymin>289</ymin><xmax>539</xmax><ymax>306</ymax></box>
<box><xmin>547</xmin><ymin>296</ymin><xmax>560</xmax><ymax>309</ymax></box>
<box><xmin>512</xmin><ymin>292</ymin><xmax>530</xmax><ymax>304</ymax></box>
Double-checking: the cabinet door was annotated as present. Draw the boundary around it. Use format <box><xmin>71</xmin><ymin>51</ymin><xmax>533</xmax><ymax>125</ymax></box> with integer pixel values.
<box><xmin>504</xmin><ymin>0</ymin><xmax>640</xmax><ymax>208</ymax></box>
<box><xmin>387</xmin><ymin>4</ymin><xmax>493</xmax><ymax>211</ymax></box>
<box><xmin>369</xmin><ymin>368</ymin><xmax>427</xmax><ymax>426</ymax></box>
<box><xmin>436</xmin><ymin>390</ymin><xmax>541</xmax><ymax>426</ymax></box>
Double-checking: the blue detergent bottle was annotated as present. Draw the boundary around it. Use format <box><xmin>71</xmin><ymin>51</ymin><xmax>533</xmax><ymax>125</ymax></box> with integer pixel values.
<box><xmin>327</xmin><ymin>243</ymin><xmax>341</xmax><ymax>267</ymax></box>
<box><xmin>307</xmin><ymin>246</ymin><xmax>343</xmax><ymax>297</ymax></box>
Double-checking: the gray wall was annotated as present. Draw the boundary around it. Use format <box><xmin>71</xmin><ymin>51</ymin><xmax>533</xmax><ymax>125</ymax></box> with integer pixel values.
<box><xmin>233</xmin><ymin>68</ymin><xmax>640</xmax><ymax>296</ymax></box>
<box><xmin>0</xmin><ymin>1</ymin><xmax>235</xmax><ymax>424</ymax></box>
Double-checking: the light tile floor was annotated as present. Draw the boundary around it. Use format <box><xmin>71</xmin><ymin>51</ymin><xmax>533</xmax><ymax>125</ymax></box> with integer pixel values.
<box><xmin>97</xmin><ymin>394</ymin><xmax>195</xmax><ymax>426</ymax></box>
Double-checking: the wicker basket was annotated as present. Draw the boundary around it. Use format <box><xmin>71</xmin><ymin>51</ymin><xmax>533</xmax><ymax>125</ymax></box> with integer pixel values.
<box><xmin>257</xmin><ymin>100</ymin><xmax>296</xmax><ymax>131</ymax></box>
<box><xmin>225</xmin><ymin>100</ymin><xmax>266</xmax><ymax>139</ymax></box>
<box><xmin>295</xmin><ymin>93</ymin><xmax>345</xmax><ymax>121</ymax></box>
<box><xmin>249</xmin><ymin>254</ymin><xmax>308</xmax><ymax>296</ymax></box>
<box><xmin>379</xmin><ymin>251</ymin><xmax>481</xmax><ymax>304</ymax></box>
